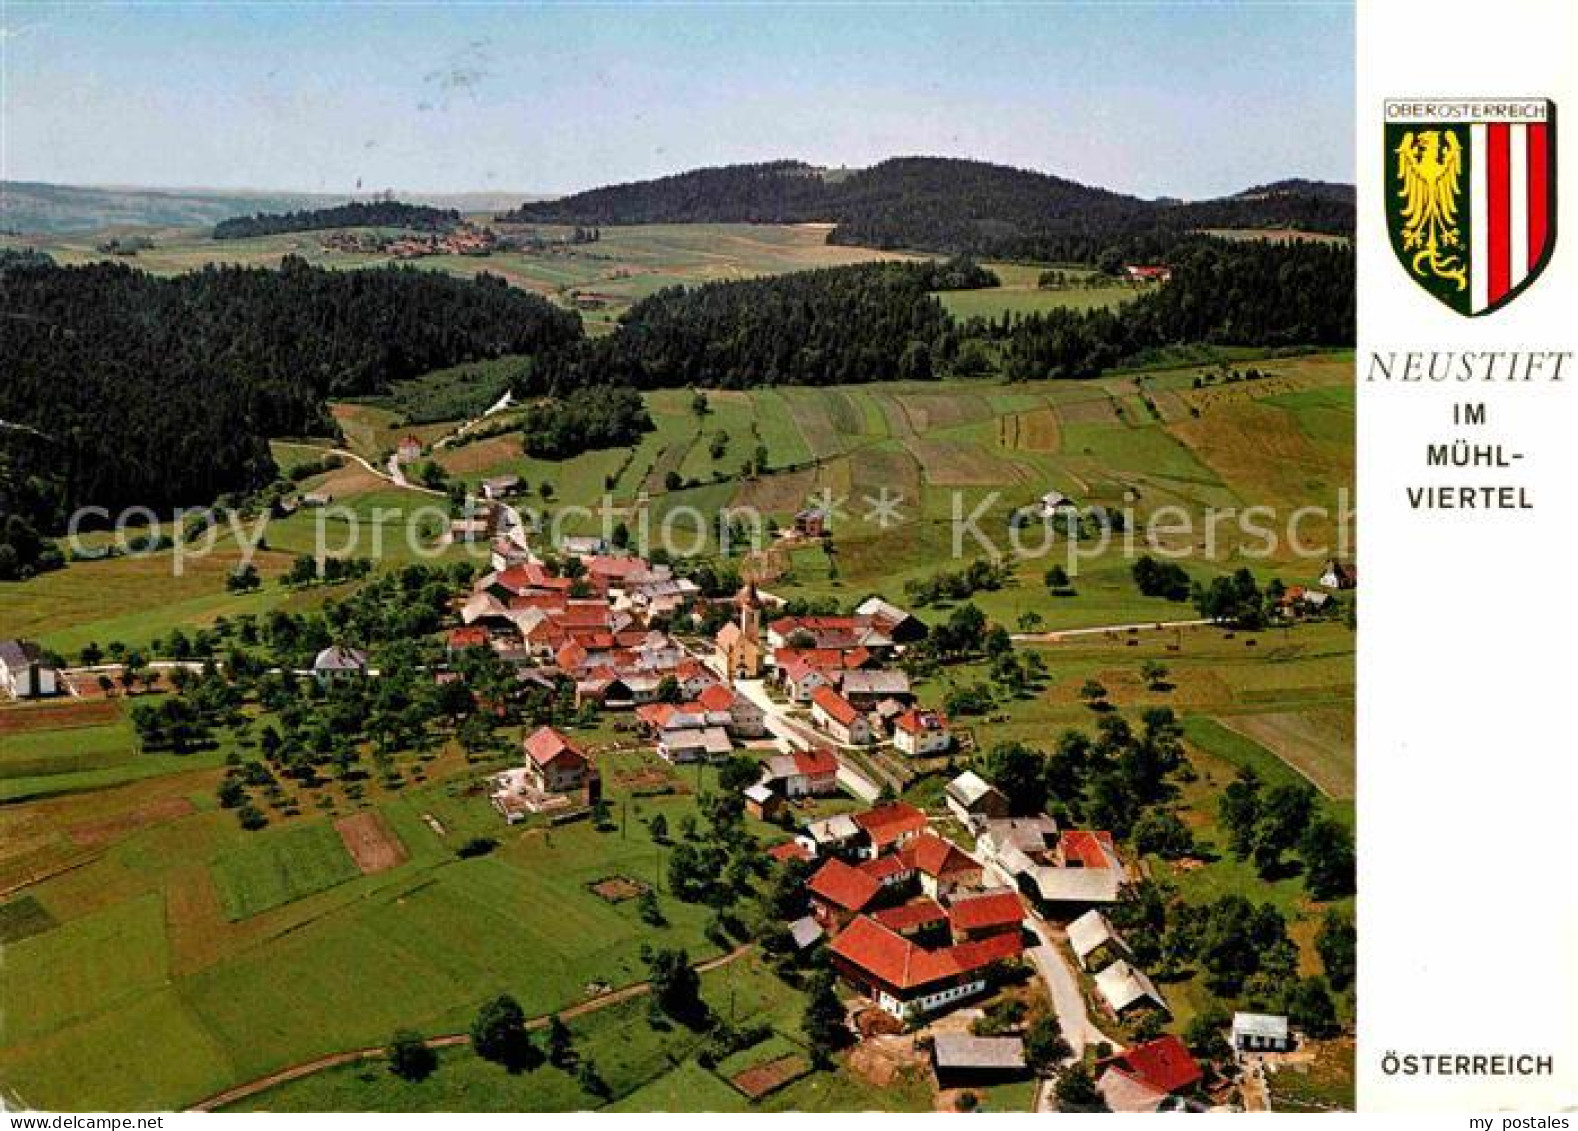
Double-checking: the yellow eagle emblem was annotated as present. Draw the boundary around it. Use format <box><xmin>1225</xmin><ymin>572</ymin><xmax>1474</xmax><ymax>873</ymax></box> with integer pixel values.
<box><xmin>1395</xmin><ymin>130</ymin><xmax>1467</xmax><ymax>291</ymax></box>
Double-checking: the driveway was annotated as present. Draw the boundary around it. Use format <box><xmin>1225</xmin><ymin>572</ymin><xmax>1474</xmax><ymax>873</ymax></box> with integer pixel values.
<box><xmin>1024</xmin><ymin>914</ymin><xmax>1124</xmax><ymax>1062</ymax></box>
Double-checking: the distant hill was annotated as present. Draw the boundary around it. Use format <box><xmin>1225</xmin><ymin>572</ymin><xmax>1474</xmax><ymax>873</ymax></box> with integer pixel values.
<box><xmin>213</xmin><ymin>201</ymin><xmax>460</xmax><ymax>240</ymax></box>
<box><xmin>503</xmin><ymin>156</ymin><xmax>1355</xmax><ymax>261</ymax></box>
<box><xmin>0</xmin><ymin>183</ymin><xmax>546</xmax><ymax>236</ymax></box>
<box><xmin>0</xmin><ymin>182</ymin><xmax>334</xmax><ymax>236</ymax></box>
<box><xmin>1229</xmin><ymin>178</ymin><xmax>1356</xmax><ymax>204</ymax></box>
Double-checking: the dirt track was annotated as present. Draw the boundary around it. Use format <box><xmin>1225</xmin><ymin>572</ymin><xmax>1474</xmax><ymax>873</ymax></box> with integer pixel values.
<box><xmin>187</xmin><ymin>944</ymin><xmax>752</xmax><ymax>1111</ymax></box>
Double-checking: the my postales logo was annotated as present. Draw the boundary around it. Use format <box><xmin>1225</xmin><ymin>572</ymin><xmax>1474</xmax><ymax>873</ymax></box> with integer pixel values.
<box><xmin>1384</xmin><ymin>99</ymin><xmax>1556</xmax><ymax>316</ymax></box>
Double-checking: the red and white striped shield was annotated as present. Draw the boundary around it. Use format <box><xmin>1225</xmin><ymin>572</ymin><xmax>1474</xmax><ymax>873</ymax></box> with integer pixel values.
<box><xmin>1385</xmin><ymin>99</ymin><xmax>1557</xmax><ymax>316</ymax></box>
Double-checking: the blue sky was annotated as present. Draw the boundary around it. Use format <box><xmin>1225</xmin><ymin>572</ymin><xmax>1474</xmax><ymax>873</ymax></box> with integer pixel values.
<box><xmin>2</xmin><ymin>2</ymin><xmax>1353</xmax><ymax>200</ymax></box>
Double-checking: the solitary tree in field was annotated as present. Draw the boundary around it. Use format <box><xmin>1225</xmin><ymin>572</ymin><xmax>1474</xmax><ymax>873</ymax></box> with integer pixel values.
<box><xmin>1054</xmin><ymin>1062</ymin><xmax>1107</xmax><ymax>1112</ymax></box>
<box><xmin>576</xmin><ymin>1058</ymin><xmax>610</xmax><ymax>1099</ymax></box>
<box><xmin>1078</xmin><ymin>679</ymin><xmax>1109</xmax><ymax>710</ymax></box>
<box><xmin>386</xmin><ymin>1029</ymin><xmax>437</xmax><ymax>1082</ymax></box>
<box><xmin>546</xmin><ymin>1014</ymin><xmax>575</xmax><ymax>1068</ymax></box>
<box><xmin>470</xmin><ymin>994</ymin><xmax>539</xmax><ymax>1072</ymax></box>
<box><xmin>645</xmin><ymin>948</ymin><xmax>707</xmax><ymax>1028</ymax></box>
<box><xmin>1140</xmin><ymin>659</ymin><xmax>1169</xmax><ymax>690</ymax></box>
<box><xmin>802</xmin><ymin>969</ymin><xmax>846</xmax><ymax>1067</ymax></box>
<box><xmin>1023</xmin><ymin>1013</ymin><xmax>1071</xmax><ymax>1075</ymax></box>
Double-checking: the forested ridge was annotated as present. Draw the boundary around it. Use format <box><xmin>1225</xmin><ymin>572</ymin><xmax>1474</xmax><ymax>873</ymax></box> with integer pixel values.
<box><xmin>532</xmin><ymin>258</ymin><xmax>996</xmax><ymax>392</ymax></box>
<box><xmin>212</xmin><ymin>201</ymin><xmax>460</xmax><ymax>240</ymax></box>
<box><xmin>524</xmin><ymin>239</ymin><xmax>1353</xmax><ymax>395</ymax></box>
<box><xmin>2</xmin><ymin>216</ymin><xmax>1350</xmax><ymax>579</ymax></box>
<box><xmin>0</xmin><ymin>256</ymin><xmax>580</xmax><ymax>564</ymax></box>
<box><xmin>503</xmin><ymin>156</ymin><xmax>1355</xmax><ymax>261</ymax></box>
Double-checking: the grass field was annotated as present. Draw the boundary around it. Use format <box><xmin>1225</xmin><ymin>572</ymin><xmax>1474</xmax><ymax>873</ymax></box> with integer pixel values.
<box><xmin>1</xmin><ymin>222</ymin><xmax>914</xmax><ymax>332</ymax></box>
<box><xmin>935</xmin><ymin>262</ymin><xmax>1143</xmax><ymax>320</ymax></box>
<box><xmin>0</xmin><ymin>729</ymin><xmax>770</xmax><ymax>1109</ymax></box>
<box><xmin>0</xmin><ymin>246</ymin><xmax>1353</xmax><ymax>1109</ymax></box>
<box><xmin>230</xmin><ymin>954</ymin><xmax>931</xmax><ymax>1113</ymax></box>
<box><xmin>209</xmin><ymin>822</ymin><xmax>362</xmax><ymax>920</ymax></box>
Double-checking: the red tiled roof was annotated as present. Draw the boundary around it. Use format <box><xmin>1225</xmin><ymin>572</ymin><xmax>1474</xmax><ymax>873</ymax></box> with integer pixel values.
<box><xmin>556</xmin><ymin>604</ymin><xmax>614</xmax><ymax>629</ymax></box>
<box><xmin>636</xmin><ymin>703</ymin><xmax>678</xmax><ymax>729</ymax></box>
<box><xmin>1102</xmin><ymin>1035</ymin><xmax>1202</xmax><ymax>1095</ymax></box>
<box><xmin>448</xmin><ymin>626</ymin><xmax>489</xmax><ymax>649</ymax></box>
<box><xmin>1061</xmin><ymin>830</ymin><xmax>1120</xmax><ymax>869</ymax></box>
<box><xmin>807</xmin><ymin>858</ymin><xmax>882</xmax><ymax>912</ymax></box>
<box><xmin>946</xmin><ymin>890</ymin><xmax>1025</xmax><ymax>933</ymax></box>
<box><xmin>854</xmin><ymin>802</ymin><xmax>929</xmax><ymax>848</ymax></box>
<box><xmin>871</xmin><ymin>898</ymin><xmax>948</xmax><ymax>933</ymax></box>
<box><xmin>811</xmin><ymin>685</ymin><xmax>862</xmax><ymax>728</ymax></box>
<box><xmin>793</xmin><ymin>747</ymin><xmax>839</xmax><ymax>778</ymax></box>
<box><xmin>771</xmin><ymin>616</ymin><xmax>862</xmax><ymax>636</ymax></box>
<box><xmin>830</xmin><ymin>915</ymin><xmax>1023</xmax><ymax>992</ymax></box>
<box><xmin>859</xmin><ymin>855</ymin><xmax>913</xmax><ymax>882</ymax></box>
<box><xmin>585</xmin><ymin>555</ymin><xmax>647</xmax><ymax>578</ymax></box>
<box><xmin>675</xmin><ymin>659</ymin><xmax>713</xmax><ymax>682</ymax></box>
<box><xmin>900</xmin><ymin>832</ymin><xmax>980</xmax><ymax>879</ymax></box>
<box><xmin>524</xmin><ymin>726</ymin><xmax>587</xmax><ymax>770</ymax></box>
<box><xmin>696</xmin><ymin>683</ymin><xmax>736</xmax><ymax>712</ymax></box>
<box><xmin>775</xmin><ymin>647</ymin><xmax>871</xmax><ymax>672</ymax></box>
<box><xmin>895</xmin><ymin>708</ymin><xmax>949</xmax><ymax>735</ymax></box>
<box><xmin>556</xmin><ymin>642</ymin><xmax>590</xmax><ymax>670</ymax></box>
<box><xmin>495</xmin><ymin>564</ymin><xmax>572</xmax><ymax>593</ymax></box>
<box><xmin>509</xmin><ymin>593</ymin><xmax>568</xmax><ymax>612</ymax></box>
<box><xmin>768</xmin><ymin>841</ymin><xmax>813</xmax><ymax>863</ymax></box>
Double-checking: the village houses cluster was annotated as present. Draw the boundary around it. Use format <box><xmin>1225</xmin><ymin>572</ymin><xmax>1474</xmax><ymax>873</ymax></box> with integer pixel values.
<box><xmin>1</xmin><ymin>506</ymin><xmax>1319</xmax><ymax>1107</ymax></box>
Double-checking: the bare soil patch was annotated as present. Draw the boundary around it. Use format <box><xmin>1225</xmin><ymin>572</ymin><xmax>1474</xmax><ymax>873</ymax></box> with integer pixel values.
<box><xmin>435</xmin><ymin>433</ymin><xmax>522</xmax><ymax>477</ymax></box>
<box><xmin>334</xmin><ymin>810</ymin><xmax>409</xmax><ymax>875</ymax></box>
<box><xmin>1013</xmin><ymin>407</ymin><xmax>1062</xmax><ymax>451</ymax></box>
<box><xmin>731</xmin><ymin>1054</ymin><xmax>811</xmax><ymax>1099</ymax></box>
<box><xmin>68</xmin><ymin>796</ymin><xmax>195</xmax><ymax>848</ymax></box>
<box><xmin>0</xmin><ymin>698</ymin><xmax>122</xmax><ymax>735</ymax></box>
<box><xmin>588</xmin><ymin>875</ymin><xmax>649</xmax><ymax>903</ymax></box>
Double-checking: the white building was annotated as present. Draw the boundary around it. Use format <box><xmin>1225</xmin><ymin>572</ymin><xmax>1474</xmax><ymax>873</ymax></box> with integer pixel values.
<box><xmin>1232</xmin><ymin>1012</ymin><xmax>1293</xmax><ymax>1053</ymax></box>
<box><xmin>0</xmin><ymin>640</ymin><xmax>58</xmax><ymax>699</ymax></box>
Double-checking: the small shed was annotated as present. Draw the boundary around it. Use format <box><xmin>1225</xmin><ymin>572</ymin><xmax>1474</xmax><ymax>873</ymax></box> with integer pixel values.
<box><xmin>481</xmin><ymin>475</ymin><xmax>520</xmax><ymax>500</ymax></box>
<box><xmin>1094</xmin><ymin>959</ymin><xmax>1168</xmax><ymax>1017</ymax></box>
<box><xmin>312</xmin><ymin>645</ymin><xmax>369</xmax><ymax>683</ymax></box>
<box><xmin>1066</xmin><ymin>909</ymin><xmax>1127</xmax><ymax>971</ymax></box>
<box><xmin>944</xmin><ymin>770</ymin><xmax>1010</xmax><ymax>826</ymax></box>
<box><xmin>931</xmin><ymin>1033</ymin><xmax>1027</xmax><ymax>1088</ymax></box>
<box><xmin>1232</xmin><ymin>1012</ymin><xmax>1292</xmax><ymax>1053</ymax></box>
<box><xmin>787</xmin><ymin>915</ymin><xmax>824</xmax><ymax>952</ymax></box>
<box><xmin>743</xmin><ymin>782</ymin><xmax>784</xmax><ymax>821</ymax></box>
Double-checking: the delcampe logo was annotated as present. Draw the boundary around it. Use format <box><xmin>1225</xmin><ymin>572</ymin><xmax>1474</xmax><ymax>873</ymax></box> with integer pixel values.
<box><xmin>1385</xmin><ymin>98</ymin><xmax>1556</xmax><ymax>316</ymax></box>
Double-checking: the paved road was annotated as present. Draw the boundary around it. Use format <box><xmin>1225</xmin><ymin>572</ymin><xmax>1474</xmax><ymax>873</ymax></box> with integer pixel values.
<box><xmin>187</xmin><ymin>944</ymin><xmax>752</xmax><ymax>1111</ymax></box>
<box><xmin>319</xmin><ymin>447</ymin><xmax>444</xmax><ymax>498</ymax></box>
<box><xmin>1012</xmin><ymin>618</ymin><xmax>1211</xmax><ymax>643</ymax></box>
<box><xmin>1024</xmin><ymin>915</ymin><xmax>1123</xmax><ymax>1063</ymax></box>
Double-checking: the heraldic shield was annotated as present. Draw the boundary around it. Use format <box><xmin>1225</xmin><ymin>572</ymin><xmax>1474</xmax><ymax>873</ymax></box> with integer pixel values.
<box><xmin>1385</xmin><ymin>99</ymin><xmax>1557</xmax><ymax>316</ymax></box>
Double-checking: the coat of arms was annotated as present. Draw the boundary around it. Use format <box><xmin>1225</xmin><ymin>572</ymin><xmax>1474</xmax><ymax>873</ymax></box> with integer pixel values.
<box><xmin>1385</xmin><ymin>99</ymin><xmax>1556</xmax><ymax>315</ymax></box>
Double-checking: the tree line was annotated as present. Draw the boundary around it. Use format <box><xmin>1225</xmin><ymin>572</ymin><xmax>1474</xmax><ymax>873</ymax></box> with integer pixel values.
<box><xmin>502</xmin><ymin>156</ymin><xmax>1354</xmax><ymax>262</ymax></box>
<box><xmin>995</xmin><ymin>239</ymin><xmax>1355</xmax><ymax>381</ymax></box>
<box><xmin>525</xmin><ymin>258</ymin><xmax>995</xmax><ymax>394</ymax></box>
<box><xmin>212</xmin><ymin>201</ymin><xmax>460</xmax><ymax>240</ymax></box>
<box><xmin>0</xmin><ymin>255</ymin><xmax>581</xmax><ymax>543</ymax></box>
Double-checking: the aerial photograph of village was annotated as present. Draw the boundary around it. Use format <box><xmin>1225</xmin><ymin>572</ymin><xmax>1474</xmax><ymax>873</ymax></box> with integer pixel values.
<box><xmin>0</xmin><ymin>2</ymin><xmax>1356</xmax><ymax>1115</ymax></box>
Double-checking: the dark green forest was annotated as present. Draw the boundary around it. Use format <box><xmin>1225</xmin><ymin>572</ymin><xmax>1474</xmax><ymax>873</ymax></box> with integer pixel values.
<box><xmin>529</xmin><ymin>258</ymin><xmax>996</xmax><ymax>392</ymax></box>
<box><xmin>521</xmin><ymin>385</ymin><xmax>653</xmax><ymax>459</ymax></box>
<box><xmin>1</xmin><ymin>225</ymin><xmax>1350</xmax><ymax>580</ymax></box>
<box><xmin>526</xmin><ymin>239</ymin><xmax>1353</xmax><ymax>395</ymax></box>
<box><xmin>503</xmin><ymin>157</ymin><xmax>1355</xmax><ymax>261</ymax></box>
<box><xmin>212</xmin><ymin>201</ymin><xmax>460</xmax><ymax>240</ymax></box>
<box><xmin>0</xmin><ymin>256</ymin><xmax>580</xmax><ymax>571</ymax></box>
